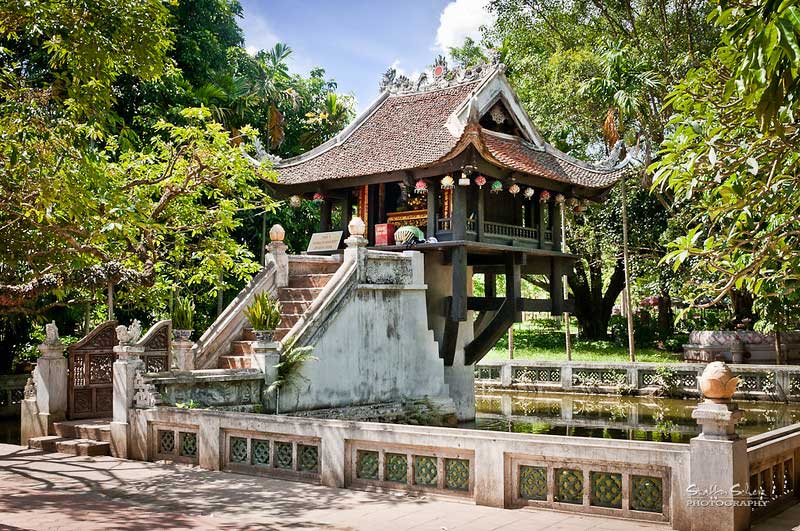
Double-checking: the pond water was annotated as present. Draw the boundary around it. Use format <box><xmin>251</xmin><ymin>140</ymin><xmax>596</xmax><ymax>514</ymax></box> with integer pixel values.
<box><xmin>468</xmin><ymin>391</ymin><xmax>800</xmax><ymax>443</ymax></box>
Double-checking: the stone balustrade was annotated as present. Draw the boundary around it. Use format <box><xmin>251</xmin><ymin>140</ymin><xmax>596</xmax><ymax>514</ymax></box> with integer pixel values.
<box><xmin>684</xmin><ymin>330</ymin><xmax>800</xmax><ymax>364</ymax></box>
<box><xmin>0</xmin><ymin>374</ymin><xmax>28</xmax><ymax>418</ymax></box>
<box><xmin>475</xmin><ymin>360</ymin><xmax>800</xmax><ymax>400</ymax></box>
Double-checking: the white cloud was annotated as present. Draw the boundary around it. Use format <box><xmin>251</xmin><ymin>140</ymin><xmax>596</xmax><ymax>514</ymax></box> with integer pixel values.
<box><xmin>390</xmin><ymin>59</ymin><xmax>421</xmax><ymax>80</ymax></box>
<box><xmin>435</xmin><ymin>0</ymin><xmax>495</xmax><ymax>52</ymax></box>
<box><xmin>239</xmin><ymin>14</ymin><xmax>281</xmax><ymax>55</ymax></box>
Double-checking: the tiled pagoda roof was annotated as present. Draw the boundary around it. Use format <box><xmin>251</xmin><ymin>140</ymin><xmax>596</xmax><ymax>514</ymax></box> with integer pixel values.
<box><xmin>274</xmin><ymin>68</ymin><xmax>630</xmax><ymax>190</ymax></box>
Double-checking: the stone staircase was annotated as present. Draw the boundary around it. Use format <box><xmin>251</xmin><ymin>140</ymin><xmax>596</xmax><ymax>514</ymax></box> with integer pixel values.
<box><xmin>27</xmin><ymin>419</ymin><xmax>111</xmax><ymax>456</ymax></box>
<box><xmin>217</xmin><ymin>258</ymin><xmax>340</xmax><ymax>369</ymax></box>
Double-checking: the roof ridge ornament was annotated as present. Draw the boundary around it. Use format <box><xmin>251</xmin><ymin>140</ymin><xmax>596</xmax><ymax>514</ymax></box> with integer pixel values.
<box><xmin>379</xmin><ymin>55</ymin><xmax>504</xmax><ymax>95</ymax></box>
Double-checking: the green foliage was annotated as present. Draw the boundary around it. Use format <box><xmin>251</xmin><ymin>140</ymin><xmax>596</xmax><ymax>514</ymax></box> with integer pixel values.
<box><xmin>449</xmin><ymin>37</ymin><xmax>488</xmax><ymax>68</ymax></box>
<box><xmin>243</xmin><ymin>292</ymin><xmax>281</xmax><ymax>330</ymax></box>
<box><xmin>268</xmin><ymin>339</ymin><xmax>317</xmax><ymax>393</ymax></box>
<box><xmin>652</xmin><ymin>0</ymin><xmax>800</xmax><ymax>332</ymax></box>
<box><xmin>172</xmin><ymin>296</ymin><xmax>195</xmax><ymax>330</ymax></box>
<box><xmin>176</xmin><ymin>399</ymin><xmax>203</xmax><ymax>409</ymax></box>
<box><xmin>609</xmin><ymin>314</ymin><xmax>658</xmax><ymax>347</ymax></box>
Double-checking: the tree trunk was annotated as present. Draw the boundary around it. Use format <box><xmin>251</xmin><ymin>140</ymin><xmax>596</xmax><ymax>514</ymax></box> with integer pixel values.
<box><xmin>775</xmin><ymin>331</ymin><xmax>784</xmax><ymax>365</ymax></box>
<box><xmin>569</xmin><ymin>255</ymin><xmax>626</xmax><ymax>340</ymax></box>
<box><xmin>657</xmin><ymin>290</ymin><xmax>673</xmax><ymax>338</ymax></box>
<box><xmin>731</xmin><ymin>289</ymin><xmax>756</xmax><ymax>329</ymax></box>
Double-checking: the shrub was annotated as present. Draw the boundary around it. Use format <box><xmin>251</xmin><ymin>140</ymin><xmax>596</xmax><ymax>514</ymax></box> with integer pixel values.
<box><xmin>495</xmin><ymin>330</ymin><xmax>566</xmax><ymax>350</ymax></box>
<box><xmin>244</xmin><ymin>292</ymin><xmax>281</xmax><ymax>330</ymax></box>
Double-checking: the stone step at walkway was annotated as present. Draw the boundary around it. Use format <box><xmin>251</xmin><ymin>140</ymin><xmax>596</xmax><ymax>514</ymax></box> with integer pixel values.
<box><xmin>288</xmin><ymin>273</ymin><xmax>335</xmax><ymax>288</ymax></box>
<box><xmin>28</xmin><ymin>435</ymin><xmax>110</xmax><ymax>457</ymax></box>
<box><xmin>218</xmin><ymin>355</ymin><xmax>253</xmax><ymax>369</ymax></box>
<box><xmin>53</xmin><ymin>419</ymin><xmax>112</xmax><ymax>442</ymax></box>
<box><xmin>277</xmin><ymin>287</ymin><xmax>323</xmax><ymax>302</ymax></box>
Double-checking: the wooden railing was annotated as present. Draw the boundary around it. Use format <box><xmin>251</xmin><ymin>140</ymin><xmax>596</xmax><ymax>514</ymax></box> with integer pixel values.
<box><xmin>437</xmin><ymin>217</ymin><xmax>452</xmax><ymax>232</ymax></box>
<box><xmin>483</xmin><ymin>221</ymin><xmax>538</xmax><ymax>241</ymax></box>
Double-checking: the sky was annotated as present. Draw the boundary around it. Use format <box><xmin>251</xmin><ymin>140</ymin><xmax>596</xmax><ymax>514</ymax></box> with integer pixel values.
<box><xmin>238</xmin><ymin>0</ymin><xmax>495</xmax><ymax>112</ymax></box>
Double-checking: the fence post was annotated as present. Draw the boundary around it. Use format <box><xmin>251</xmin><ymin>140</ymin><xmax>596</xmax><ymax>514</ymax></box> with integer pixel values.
<box><xmin>111</xmin><ymin>324</ymin><xmax>146</xmax><ymax>459</ymax></box>
<box><xmin>500</xmin><ymin>364</ymin><xmax>513</xmax><ymax>387</ymax></box>
<box><xmin>266</xmin><ymin>224</ymin><xmax>289</xmax><ymax>287</ymax></box>
<box><xmin>31</xmin><ymin>323</ymin><xmax>68</xmax><ymax>437</ymax></box>
<box><xmin>689</xmin><ymin>362</ymin><xmax>750</xmax><ymax>531</ymax></box>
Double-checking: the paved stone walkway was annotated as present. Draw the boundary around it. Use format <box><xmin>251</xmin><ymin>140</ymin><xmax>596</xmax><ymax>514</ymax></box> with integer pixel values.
<box><xmin>0</xmin><ymin>443</ymin><xmax>797</xmax><ymax>531</ymax></box>
<box><xmin>0</xmin><ymin>444</ymin><xmax>669</xmax><ymax>531</ymax></box>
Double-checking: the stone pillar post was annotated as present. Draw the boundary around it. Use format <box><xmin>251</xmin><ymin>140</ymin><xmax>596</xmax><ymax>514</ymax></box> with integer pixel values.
<box><xmin>689</xmin><ymin>362</ymin><xmax>750</xmax><ymax>531</ymax></box>
<box><xmin>173</xmin><ymin>339</ymin><xmax>196</xmax><ymax>371</ymax></box>
<box><xmin>560</xmin><ymin>364</ymin><xmax>573</xmax><ymax>391</ymax></box>
<box><xmin>500</xmin><ymin>364</ymin><xmax>513</xmax><ymax>387</ymax></box>
<box><xmin>266</xmin><ymin>224</ymin><xmax>289</xmax><ymax>288</ymax></box>
<box><xmin>252</xmin><ymin>340</ymin><xmax>280</xmax><ymax>412</ymax></box>
<box><xmin>110</xmin><ymin>321</ymin><xmax>145</xmax><ymax>459</ymax></box>
<box><xmin>344</xmin><ymin>216</ymin><xmax>368</xmax><ymax>282</ymax></box>
<box><xmin>32</xmin><ymin>322</ymin><xmax>68</xmax><ymax>434</ymax></box>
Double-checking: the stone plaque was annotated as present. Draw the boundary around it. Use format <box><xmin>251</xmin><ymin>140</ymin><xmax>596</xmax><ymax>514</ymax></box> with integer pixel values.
<box><xmin>307</xmin><ymin>231</ymin><xmax>343</xmax><ymax>252</ymax></box>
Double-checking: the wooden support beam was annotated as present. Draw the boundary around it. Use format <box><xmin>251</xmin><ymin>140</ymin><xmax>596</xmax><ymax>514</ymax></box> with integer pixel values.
<box><xmin>476</xmin><ymin>187</ymin><xmax>485</xmax><ymax>241</ymax></box>
<box><xmin>320</xmin><ymin>199</ymin><xmax>332</xmax><ymax>232</ymax></box>
<box><xmin>465</xmin><ymin>297</ymin><xmax>557</xmax><ymax>313</ymax></box>
<box><xmin>441</xmin><ymin>316</ymin><xmax>459</xmax><ymax>366</ymax></box>
<box><xmin>426</xmin><ymin>180</ymin><xmax>439</xmax><ymax>239</ymax></box>
<box><xmin>485</xmin><ymin>272</ymin><xmax>496</xmax><ymax>298</ymax></box>
<box><xmin>538</xmin><ymin>198</ymin><xmax>546</xmax><ymax>249</ymax></box>
<box><xmin>550</xmin><ymin>257</ymin><xmax>564</xmax><ymax>316</ymax></box>
<box><xmin>553</xmin><ymin>200</ymin><xmax>563</xmax><ymax>251</ymax></box>
<box><xmin>505</xmin><ymin>252</ymin><xmax>522</xmax><ymax>322</ymax></box>
<box><xmin>367</xmin><ymin>184</ymin><xmax>379</xmax><ymax>245</ymax></box>
<box><xmin>343</xmin><ymin>191</ymin><xmax>356</xmax><ymax>237</ymax></box>
<box><xmin>450</xmin><ymin>246</ymin><xmax>468</xmax><ymax>322</ymax></box>
<box><xmin>452</xmin><ymin>183</ymin><xmax>467</xmax><ymax>240</ymax></box>
<box><xmin>464</xmin><ymin>302</ymin><xmax>515</xmax><ymax>366</ymax></box>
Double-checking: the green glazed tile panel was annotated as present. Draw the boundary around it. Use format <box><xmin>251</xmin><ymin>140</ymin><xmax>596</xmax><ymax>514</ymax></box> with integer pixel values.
<box><xmin>298</xmin><ymin>445</ymin><xmax>319</xmax><ymax>472</ymax></box>
<box><xmin>229</xmin><ymin>436</ymin><xmax>247</xmax><ymax>463</ymax></box>
<box><xmin>275</xmin><ymin>442</ymin><xmax>293</xmax><ymax>470</ymax></box>
<box><xmin>445</xmin><ymin>459</ymin><xmax>470</xmax><ymax>491</ymax></box>
<box><xmin>631</xmin><ymin>475</ymin><xmax>663</xmax><ymax>513</ymax></box>
<box><xmin>519</xmin><ymin>465</ymin><xmax>547</xmax><ymax>501</ymax></box>
<box><xmin>555</xmin><ymin>468</ymin><xmax>583</xmax><ymax>504</ymax></box>
<box><xmin>356</xmin><ymin>450</ymin><xmax>379</xmax><ymax>480</ymax></box>
<box><xmin>385</xmin><ymin>453</ymin><xmax>408</xmax><ymax>483</ymax></box>
<box><xmin>252</xmin><ymin>439</ymin><xmax>270</xmax><ymax>466</ymax></box>
<box><xmin>179</xmin><ymin>432</ymin><xmax>197</xmax><ymax>458</ymax></box>
<box><xmin>414</xmin><ymin>455</ymin><xmax>438</xmax><ymax>487</ymax></box>
<box><xmin>158</xmin><ymin>430</ymin><xmax>175</xmax><ymax>454</ymax></box>
<box><xmin>590</xmin><ymin>471</ymin><xmax>622</xmax><ymax>508</ymax></box>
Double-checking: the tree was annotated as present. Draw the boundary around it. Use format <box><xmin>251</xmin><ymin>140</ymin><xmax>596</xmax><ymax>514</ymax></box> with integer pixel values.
<box><xmin>652</xmin><ymin>0</ymin><xmax>800</xmax><ymax>351</ymax></box>
<box><xmin>449</xmin><ymin>37</ymin><xmax>488</xmax><ymax>68</ymax></box>
<box><xmin>485</xmin><ymin>0</ymin><xmax>719</xmax><ymax>340</ymax></box>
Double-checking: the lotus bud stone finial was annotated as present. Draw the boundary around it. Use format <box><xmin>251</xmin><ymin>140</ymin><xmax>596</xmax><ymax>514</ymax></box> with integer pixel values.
<box><xmin>269</xmin><ymin>224</ymin><xmax>285</xmax><ymax>242</ymax></box>
<box><xmin>348</xmin><ymin>216</ymin><xmax>366</xmax><ymax>237</ymax></box>
<box><xmin>699</xmin><ymin>361</ymin><xmax>740</xmax><ymax>401</ymax></box>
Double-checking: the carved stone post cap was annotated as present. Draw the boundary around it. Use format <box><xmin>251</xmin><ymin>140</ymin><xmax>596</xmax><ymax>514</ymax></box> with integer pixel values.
<box><xmin>692</xmin><ymin>400</ymin><xmax>743</xmax><ymax>440</ymax></box>
<box><xmin>348</xmin><ymin>216</ymin><xmax>366</xmax><ymax>237</ymax></box>
<box><xmin>37</xmin><ymin>342</ymin><xmax>65</xmax><ymax>358</ymax></box>
<box><xmin>345</xmin><ymin>235</ymin><xmax>368</xmax><ymax>248</ymax></box>
<box><xmin>269</xmin><ymin>224</ymin><xmax>285</xmax><ymax>242</ymax></box>
<box><xmin>699</xmin><ymin>361</ymin><xmax>740</xmax><ymax>401</ymax></box>
<box><xmin>113</xmin><ymin>344</ymin><xmax>146</xmax><ymax>360</ymax></box>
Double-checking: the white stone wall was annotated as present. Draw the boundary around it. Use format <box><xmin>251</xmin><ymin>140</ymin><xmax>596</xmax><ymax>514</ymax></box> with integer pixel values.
<box><xmin>277</xmin><ymin>252</ymin><xmax>450</xmax><ymax>413</ymax></box>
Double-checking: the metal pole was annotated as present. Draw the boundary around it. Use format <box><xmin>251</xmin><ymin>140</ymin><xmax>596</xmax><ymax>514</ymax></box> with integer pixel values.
<box><xmin>560</xmin><ymin>200</ymin><xmax>572</xmax><ymax>361</ymax></box>
<box><xmin>620</xmin><ymin>175</ymin><xmax>636</xmax><ymax>362</ymax></box>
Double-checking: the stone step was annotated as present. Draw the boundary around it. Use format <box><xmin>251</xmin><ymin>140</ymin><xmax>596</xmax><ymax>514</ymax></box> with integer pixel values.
<box><xmin>275</xmin><ymin>327</ymin><xmax>292</xmax><ymax>341</ymax></box>
<box><xmin>279</xmin><ymin>313</ymin><xmax>304</xmax><ymax>329</ymax></box>
<box><xmin>289</xmin><ymin>259</ymin><xmax>341</xmax><ymax>275</ymax></box>
<box><xmin>28</xmin><ymin>436</ymin><xmax>69</xmax><ymax>453</ymax></box>
<box><xmin>230</xmin><ymin>340</ymin><xmax>255</xmax><ymax>355</ymax></box>
<box><xmin>279</xmin><ymin>301</ymin><xmax>311</xmax><ymax>314</ymax></box>
<box><xmin>218</xmin><ymin>355</ymin><xmax>253</xmax><ymax>369</ymax></box>
<box><xmin>278</xmin><ymin>287</ymin><xmax>323</xmax><ymax>302</ymax></box>
<box><xmin>53</xmin><ymin>419</ymin><xmax>112</xmax><ymax>442</ymax></box>
<box><xmin>288</xmin><ymin>273</ymin><xmax>334</xmax><ymax>288</ymax></box>
<box><xmin>55</xmin><ymin>439</ymin><xmax>111</xmax><ymax>457</ymax></box>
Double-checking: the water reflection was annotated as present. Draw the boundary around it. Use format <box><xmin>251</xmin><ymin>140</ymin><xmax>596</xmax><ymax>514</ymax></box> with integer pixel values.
<box><xmin>470</xmin><ymin>392</ymin><xmax>800</xmax><ymax>443</ymax></box>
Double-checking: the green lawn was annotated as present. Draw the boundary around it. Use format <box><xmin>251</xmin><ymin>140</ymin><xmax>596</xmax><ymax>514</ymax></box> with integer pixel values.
<box><xmin>484</xmin><ymin>343</ymin><xmax>684</xmax><ymax>363</ymax></box>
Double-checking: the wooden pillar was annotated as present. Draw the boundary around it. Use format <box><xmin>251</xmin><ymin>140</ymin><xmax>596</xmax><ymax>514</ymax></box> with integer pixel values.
<box><xmin>513</xmin><ymin>194</ymin><xmax>523</xmax><ymax>226</ymax></box>
<box><xmin>550</xmin><ymin>257</ymin><xmax>564</xmax><ymax>315</ymax></box>
<box><xmin>320</xmin><ymin>199</ymin><xmax>332</xmax><ymax>232</ymax></box>
<box><xmin>427</xmin><ymin>180</ymin><xmax>439</xmax><ymax>239</ymax></box>
<box><xmin>367</xmin><ymin>184</ymin><xmax>379</xmax><ymax>245</ymax></box>
<box><xmin>485</xmin><ymin>272</ymin><xmax>496</xmax><ymax>298</ymax></box>
<box><xmin>476</xmin><ymin>187</ymin><xmax>485</xmax><ymax>241</ymax></box>
<box><xmin>452</xmin><ymin>184</ymin><xmax>467</xmax><ymax>241</ymax></box>
<box><xmin>524</xmin><ymin>199</ymin><xmax>533</xmax><ymax>230</ymax></box>
<box><xmin>538</xmin><ymin>196</ymin><xmax>546</xmax><ymax>249</ymax></box>
<box><xmin>553</xmin><ymin>199</ymin><xmax>563</xmax><ymax>251</ymax></box>
<box><xmin>343</xmin><ymin>191</ymin><xmax>356</xmax><ymax>238</ymax></box>
<box><xmin>377</xmin><ymin>183</ymin><xmax>386</xmax><ymax>225</ymax></box>
<box><xmin>505</xmin><ymin>253</ymin><xmax>522</xmax><ymax>322</ymax></box>
<box><xmin>450</xmin><ymin>246</ymin><xmax>468</xmax><ymax>322</ymax></box>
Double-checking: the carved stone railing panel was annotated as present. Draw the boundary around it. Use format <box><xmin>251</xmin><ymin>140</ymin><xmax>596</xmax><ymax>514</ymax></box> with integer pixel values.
<box><xmin>222</xmin><ymin>428</ymin><xmax>321</xmax><ymax>482</ymax></box>
<box><xmin>509</xmin><ymin>455</ymin><xmax>670</xmax><ymax>522</ymax></box>
<box><xmin>152</xmin><ymin>423</ymin><xmax>199</xmax><ymax>465</ymax></box>
<box><xmin>348</xmin><ymin>440</ymin><xmax>474</xmax><ymax>498</ymax></box>
<box><xmin>572</xmin><ymin>368</ymin><xmax>627</xmax><ymax>387</ymax></box>
<box><xmin>474</xmin><ymin>365</ymin><xmax>500</xmax><ymax>381</ymax></box>
<box><xmin>513</xmin><ymin>367</ymin><xmax>561</xmax><ymax>384</ymax></box>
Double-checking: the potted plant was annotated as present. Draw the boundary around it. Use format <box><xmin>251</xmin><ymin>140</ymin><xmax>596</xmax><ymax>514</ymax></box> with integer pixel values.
<box><xmin>267</xmin><ymin>339</ymin><xmax>316</xmax><ymax>414</ymax></box>
<box><xmin>243</xmin><ymin>292</ymin><xmax>281</xmax><ymax>341</ymax></box>
<box><xmin>172</xmin><ymin>296</ymin><xmax>195</xmax><ymax>341</ymax></box>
